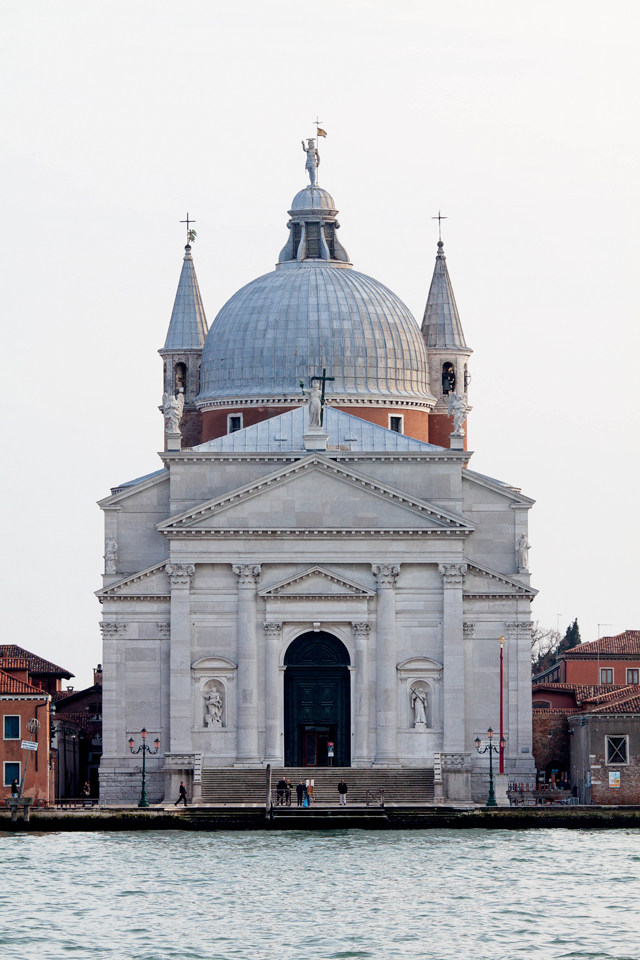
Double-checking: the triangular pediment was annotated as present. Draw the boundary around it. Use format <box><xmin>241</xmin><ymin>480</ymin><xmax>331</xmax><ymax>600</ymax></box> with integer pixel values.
<box><xmin>158</xmin><ymin>456</ymin><xmax>473</xmax><ymax>537</ymax></box>
<box><xmin>260</xmin><ymin>566</ymin><xmax>374</xmax><ymax>600</ymax></box>
<box><xmin>464</xmin><ymin>561</ymin><xmax>537</xmax><ymax>598</ymax></box>
<box><xmin>96</xmin><ymin>561</ymin><xmax>170</xmax><ymax>600</ymax></box>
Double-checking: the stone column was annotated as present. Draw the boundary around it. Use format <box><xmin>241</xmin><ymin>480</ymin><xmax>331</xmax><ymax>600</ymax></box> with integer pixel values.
<box><xmin>439</xmin><ymin>563</ymin><xmax>467</xmax><ymax>753</ymax></box>
<box><xmin>351</xmin><ymin>621</ymin><xmax>371</xmax><ymax>765</ymax></box>
<box><xmin>233</xmin><ymin>564</ymin><xmax>261</xmax><ymax>765</ymax></box>
<box><xmin>372</xmin><ymin>564</ymin><xmax>400</xmax><ymax>765</ymax></box>
<box><xmin>99</xmin><ymin>621</ymin><xmax>127</xmax><ymax>759</ymax></box>
<box><xmin>166</xmin><ymin>563</ymin><xmax>195</xmax><ymax>755</ymax></box>
<box><xmin>263</xmin><ymin>621</ymin><xmax>283</xmax><ymax>764</ymax></box>
<box><xmin>463</xmin><ymin>621</ymin><xmax>475</xmax><ymax>750</ymax></box>
<box><xmin>506</xmin><ymin>620</ymin><xmax>535</xmax><ymax>775</ymax></box>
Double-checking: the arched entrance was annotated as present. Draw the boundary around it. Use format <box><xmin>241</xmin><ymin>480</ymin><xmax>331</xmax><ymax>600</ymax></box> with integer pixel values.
<box><xmin>284</xmin><ymin>632</ymin><xmax>351</xmax><ymax>767</ymax></box>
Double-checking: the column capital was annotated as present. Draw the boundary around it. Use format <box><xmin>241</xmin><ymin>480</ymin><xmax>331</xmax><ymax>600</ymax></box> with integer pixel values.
<box><xmin>165</xmin><ymin>563</ymin><xmax>195</xmax><ymax>587</ymax></box>
<box><xmin>351</xmin><ymin>621</ymin><xmax>371</xmax><ymax>639</ymax></box>
<box><xmin>438</xmin><ymin>562</ymin><xmax>467</xmax><ymax>587</ymax></box>
<box><xmin>505</xmin><ymin>621</ymin><xmax>531</xmax><ymax>642</ymax></box>
<box><xmin>233</xmin><ymin>563</ymin><xmax>261</xmax><ymax>587</ymax></box>
<box><xmin>372</xmin><ymin>563</ymin><xmax>400</xmax><ymax>586</ymax></box>
<box><xmin>157</xmin><ymin>622</ymin><xmax>171</xmax><ymax>639</ymax></box>
<box><xmin>263</xmin><ymin>621</ymin><xmax>282</xmax><ymax>639</ymax></box>
<box><xmin>99</xmin><ymin>621</ymin><xmax>127</xmax><ymax>640</ymax></box>
<box><xmin>463</xmin><ymin>621</ymin><xmax>475</xmax><ymax>638</ymax></box>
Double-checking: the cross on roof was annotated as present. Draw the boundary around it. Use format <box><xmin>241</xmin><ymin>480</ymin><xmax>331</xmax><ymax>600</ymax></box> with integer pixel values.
<box><xmin>432</xmin><ymin>210</ymin><xmax>447</xmax><ymax>241</ymax></box>
<box><xmin>180</xmin><ymin>213</ymin><xmax>196</xmax><ymax>242</ymax></box>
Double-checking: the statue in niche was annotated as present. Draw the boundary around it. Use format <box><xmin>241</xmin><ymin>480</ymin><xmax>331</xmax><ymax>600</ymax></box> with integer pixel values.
<box><xmin>204</xmin><ymin>688</ymin><xmax>223</xmax><ymax>727</ymax></box>
<box><xmin>302</xmin><ymin>137</ymin><xmax>320</xmax><ymax>187</ymax></box>
<box><xmin>516</xmin><ymin>534</ymin><xmax>531</xmax><ymax>571</ymax></box>
<box><xmin>104</xmin><ymin>538</ymin><xmax>118</xmax><ymax>575</ymax></box>
<box><xmin>411</xmin><ymin>687</ymin><xmax>428</xmax><ymax>727</ymax></box>
<box><xmin>447</xmin><ymin>392</ymin><xmax>467</xmax><ymax>437</ymax></box>
<box><xmin>163</xmin><ymin>390</ymin><xmax>184</xmax><ymax>433</ymax></box>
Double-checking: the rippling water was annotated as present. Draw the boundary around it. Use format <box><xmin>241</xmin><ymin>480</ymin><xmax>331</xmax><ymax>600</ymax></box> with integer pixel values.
<box><xmin>2</xmin><ymin>828</ymin><xmax>639</xmax><ymax>960</ymax></box>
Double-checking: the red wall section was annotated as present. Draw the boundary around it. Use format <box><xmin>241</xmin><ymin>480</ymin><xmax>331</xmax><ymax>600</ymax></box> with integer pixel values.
<box><xmin>428</xmin><ymin>414</ymin><xmax>467</xmax><ymax>450</ymax></box>
<box><xmin>201</xmin><ymin>405</ymin><xmax>431</xmax><ymax>443</ymax></box>
<box><xmin>564</xmin><ymin>658</ymin><xmax>640</xmax><ymax>685</ymax></box>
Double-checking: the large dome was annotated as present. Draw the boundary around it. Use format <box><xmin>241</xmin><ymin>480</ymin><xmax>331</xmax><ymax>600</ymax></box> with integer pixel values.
<box><xmin>197</xmin><ymin>262</ymin><xmax>432</xmax><ymax>404</ymax></box>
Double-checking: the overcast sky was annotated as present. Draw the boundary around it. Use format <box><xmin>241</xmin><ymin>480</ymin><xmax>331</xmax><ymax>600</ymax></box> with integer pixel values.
<box><xmin>2</xmin><ymin>0</ymin><xmax>638</xmax><ymax>688</ymax></box>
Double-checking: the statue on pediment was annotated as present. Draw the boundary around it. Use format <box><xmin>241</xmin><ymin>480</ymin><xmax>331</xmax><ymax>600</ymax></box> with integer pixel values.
<box><xmin>163</xmin><ymin>391</ymin><xmax>184</xmax><ymax>433</ymax></box>
<box><xmin>447</xmin><ymin>392</ymin><xmax>467</xmax><ymax>437</ymax></box>
<box><xmin>104</xmin><ymin>538</ymin><xmax>118</xmax><ymax>575</ymax></box>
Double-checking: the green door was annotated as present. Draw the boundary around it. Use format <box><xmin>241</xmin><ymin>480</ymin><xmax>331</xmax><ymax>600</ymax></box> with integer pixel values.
<box><xmin>284</xmin><ymin>632</ymin><xmax>351</xmax><ymax>767</ymax></box>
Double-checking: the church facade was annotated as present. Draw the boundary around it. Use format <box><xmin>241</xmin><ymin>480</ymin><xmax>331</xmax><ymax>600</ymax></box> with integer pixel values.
<box><xmin>98</xmin><ymin>142</ymin><xmax>536</xmax><ymax>803</ymax></box>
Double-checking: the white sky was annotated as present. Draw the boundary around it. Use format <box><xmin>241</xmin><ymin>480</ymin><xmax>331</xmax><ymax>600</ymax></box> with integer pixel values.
<box><xmin>2</xmin><ymin>0</ymin><xmax>639</xmax><ymax>688</ymax></box>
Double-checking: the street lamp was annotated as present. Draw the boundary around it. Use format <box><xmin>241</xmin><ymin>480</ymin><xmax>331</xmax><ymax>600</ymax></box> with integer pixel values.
<box><xmin>128</xmin><ymin>728</ymin><xmax>160</xmax><ymax>808</ymax></box>
<box><xmin>475</xmin><ymin>727</ymin><xmax>506</xmax><ymax>808</ymax></box>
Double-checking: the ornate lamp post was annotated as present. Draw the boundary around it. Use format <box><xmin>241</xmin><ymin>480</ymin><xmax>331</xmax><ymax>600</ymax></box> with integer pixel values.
<box><xmin>128</xmin><ymin>728</ymin><xmax>160</xmax><ymax>808</ymax></box>
<box><xmin>475</xmin><ymin>727</ymin><xmax>506</xmax><ymax>808</ymax></box>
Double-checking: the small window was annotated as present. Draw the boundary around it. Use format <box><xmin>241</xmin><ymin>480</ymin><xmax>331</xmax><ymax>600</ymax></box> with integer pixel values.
<box><xmin>305</xmin><ymin>222</ymin><xmax>321</xmax><ymax>258</ymax></box>
<box><xmin>389</xmin><ymin>415</ymin><xmax>403</xmax><ymax>434</ymax></box>
<box><xmin>600</xmin><ymin>668</ymin><xmax>614</xmax><ymax>684</ymax></box>
<box><xmin>3</xmin><ymin>762</ymin><xmax>20</xmax><ymax>786</ymax></box>
<box><xmin>227</xmin><ymin>414</ymin><xmax>242</xmax><ymax>434</ymax></box>
<box><xmin>532</xmin><ymin>701</ymin><xmax>551</xmax><ymax>709</ymax></box>
<box><xmin>626</xmin><ymin>669</ymin><xmax>639</xmax><ymax>684</ymax></box>
<box><xmin>442</xmin><ymin>362</ymin><xmax>455</xmax><ymax>394</ymax></box>
<box><xmin>175</xmin><ymin>362</ymin><xmax>187</xmax><ymax>394</ymax></box>
<box><xmin>3</xmin><ymin>716</ymin><xmax>20</xmax><ymax>740</ymax></box>
<box><xmin>606</xmin><ymin>735</ymin><xmax>629</xmax><ymax>765</ymax></box>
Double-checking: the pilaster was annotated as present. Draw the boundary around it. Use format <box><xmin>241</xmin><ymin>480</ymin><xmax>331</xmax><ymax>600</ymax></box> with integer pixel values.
<box><xmin>372</xmin><ymin>564</ymin><xmax>400</xmax><ymax>765</ymax></box>
<box><xmin>439</xmin><ymin>562</ymin><xmax>467</xmax><ymax>753</ymax></box>
<box><xmin>233</xmin><ymin>564</ymin><xmax>261</xmax><ymax>764</ymax></box>
<box><xmin>351</xmin><ymin>621</ymin><xmax>372</xmax><ymax>765</ymax></box>
<box><xmin>166</xmin><ymin>563</ymin><xmax>195</xmax><ymax>754</ymax></box>
<box><xmin>263</xmin><ymin>621</ymin><xmax>283</xmax><ymax>763</ymax></box>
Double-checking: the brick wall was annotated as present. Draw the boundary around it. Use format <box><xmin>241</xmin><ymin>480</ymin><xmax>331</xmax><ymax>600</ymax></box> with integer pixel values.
<box><xmin>532</xmin><ymin>709</ymin><xmax>576</xmax><ymax>779</ymax></box>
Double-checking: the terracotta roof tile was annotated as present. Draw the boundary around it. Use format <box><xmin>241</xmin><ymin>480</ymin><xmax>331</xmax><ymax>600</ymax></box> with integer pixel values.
<box><xmin>564</xmin><ymin>630</ymin><xmax>640</xmax><ymax>657</ymax></box>
<box><xmin>0</xmin><ymin>657</ymin><xmax>30</xmax><ymax>670</ymax></box>
<box><xmin>0</xmin><ymin>669</ymin><xmax>45</xmax><ymax>695</ymax></box>
<box><xmin>0</xmin><ymin>645</ymin><xmax>72</xmax><ymax>678</ymax></box>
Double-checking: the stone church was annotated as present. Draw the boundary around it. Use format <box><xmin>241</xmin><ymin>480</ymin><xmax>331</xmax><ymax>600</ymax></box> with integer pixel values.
<box><xmin>97</xmin><ymin>141</ymin><xmax>536</xmax><ymax>804</ymax></box>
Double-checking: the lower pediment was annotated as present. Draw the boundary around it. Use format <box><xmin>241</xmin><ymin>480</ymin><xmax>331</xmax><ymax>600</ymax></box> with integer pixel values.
<box><xmin>260</xmin><ymin>566</ymin><xmax>374</xmax><ymax>600</ymax></box>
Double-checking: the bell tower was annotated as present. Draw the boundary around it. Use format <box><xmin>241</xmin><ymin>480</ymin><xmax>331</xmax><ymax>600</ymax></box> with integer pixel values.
<box><xmin>421</xmin><ymin>239</ymin><xmax>472</xmax><ymax>448</ymax></box>
<box><xmin>158</xmin><ymin>232</ymin><xmax>208</xmax><ymax>449</ymax></box>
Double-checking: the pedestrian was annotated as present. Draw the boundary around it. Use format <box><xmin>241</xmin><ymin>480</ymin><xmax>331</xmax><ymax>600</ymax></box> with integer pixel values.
<box><xmin>276</xmin><ymin>776</ymin><xmax>287</xmax><ymax>806</ymax></box>
<box><xmin>285</xmin><ymin>778</ymin><xmax>292</xmax><ymax>806</ymax></box>
<box><xmin>296</xmin><ymin>780</ymin><xmax>305</xmax><ymax>807</ymax></box>
<box><xmin>174</xmin><ymin>780</ymin><xmax>188</xmax><ymax>806</ymax></box>
<box><xmin>306</xmin><ymin>778</ymin><xmax>315</xmax><ymax>804</ymax></box>
<box><xmin>82</xmin><ymin>781</ymin><xmax>91</xmax><ymax>798</ymax></box>
<box><xmin>10</xmin><ymin>779</ymin><xmax>18</xmax><ymax>798</ymax></box>
<box><xmin>338</xmin><ymin>778</ymin><xmax>348</xmax><ymax>806</ymax></box>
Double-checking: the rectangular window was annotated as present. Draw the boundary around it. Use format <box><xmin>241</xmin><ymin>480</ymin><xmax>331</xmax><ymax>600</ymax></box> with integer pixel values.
<box><xmin>389</xmin><ymin>415</ymin><xmax>404</xmax><ymax>434</ymax></box>
<box><xmin>3</xmin><ymin>762</ymin><xmax>20</xmax><ymax>786</ymax></box>
<box><xmin>306</xmin><ymin>222</ymin><xmax>321</xmax><ymax>258</ymax></box>
<box><xmin>626</xmin><ymin>669</ymin><xmax>639</xmax><ymax>684</ymax></box>
<box><xmin>605</xmin><ymin>735</ymin><xmax>629</xmax><ymax>765</ymax></box>
<box><xmin>3</xmin><ymin>716</ymin><xmax>20</xmax><ymax>739</ymax></box>
<box><xmin>600</xmin><ymin>668</ymin><xmax>614</xmax><ymax>684</ymax></box>
<box><xmin>227</xmin><ymin>414</ymin><xmax>242</xmax><ymax>434</ymax></box>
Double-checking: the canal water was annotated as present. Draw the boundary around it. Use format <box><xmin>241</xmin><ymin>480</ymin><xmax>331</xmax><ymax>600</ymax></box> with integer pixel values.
<box><xmin>2</xmin><ymin>828</ymin><xmax>639</xmax><ymax>960</ymax></box>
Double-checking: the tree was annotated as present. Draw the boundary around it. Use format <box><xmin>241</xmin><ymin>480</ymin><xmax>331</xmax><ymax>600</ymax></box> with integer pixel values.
<box><xmin>531</xmin><ymin>618</ymin><xmax>582</xmax><ymax>677</ymax></box>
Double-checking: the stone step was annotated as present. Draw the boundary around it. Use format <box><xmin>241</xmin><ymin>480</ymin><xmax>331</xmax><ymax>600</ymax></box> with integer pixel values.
<box><xmin>200</xmin><ymin>767</ymin><xmax>434</xmax><ymax>803</ymax></box>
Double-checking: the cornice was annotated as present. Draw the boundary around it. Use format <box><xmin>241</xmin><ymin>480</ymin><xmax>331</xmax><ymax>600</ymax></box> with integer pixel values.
<box><xmin>196</xmin><ymin>397</ymin><xmax>436</xmax><ymax>411</ymax></box>
<box><xmin>160</xmin><ymin>449</ymin><xmax>471</xmax><ymax>465</ymax></box>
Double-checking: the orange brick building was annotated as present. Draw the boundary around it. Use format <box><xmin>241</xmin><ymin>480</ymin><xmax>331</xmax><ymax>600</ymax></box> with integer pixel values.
<box><xmin>0</xmin><ymin>646</ymin><xmax>73</xmax><ymax>803</ymax></box>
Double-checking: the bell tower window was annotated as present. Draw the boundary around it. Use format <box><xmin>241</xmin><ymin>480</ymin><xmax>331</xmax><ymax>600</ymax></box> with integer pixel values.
<box><xmin>442</xmin><ymin>362</ymin><xmax>455</xmax><ymax>395</ymax></box>
<box><xmin>306</xmin><ymin>222</ymin><xmax>321</xmax><ymax>258</ymax></box>
<box><xmin>175</xmin><ymin>362</ymin><xmax>187</xmax><ymax>395</ymax></box>
<box><xmin>389</xmin><ymin>415</ymin><xmax>404</xmax><ymax>434</ymax></box>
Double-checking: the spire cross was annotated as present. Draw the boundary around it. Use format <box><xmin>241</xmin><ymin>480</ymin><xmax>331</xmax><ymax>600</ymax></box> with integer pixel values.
<box><xmin>432</xmin><ymin>210</ymin><xmax>447</xmax><ymax>241</ymax></box>
<box><xmin>180</xmin><ymin>213</ymin><xmax>196</xmax><ymax>243</ymax></box>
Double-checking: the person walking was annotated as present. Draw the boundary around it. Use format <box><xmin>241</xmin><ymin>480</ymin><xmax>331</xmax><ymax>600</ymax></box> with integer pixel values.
<box><xmin>338</xmin><ymin>779</ymin><xmax>348</xmax><ymax>806</ymax></box>
<box><xmin>174</xmin><ymin>780</ymin><xmax>188</xmax><ymax>806</ymax></box>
